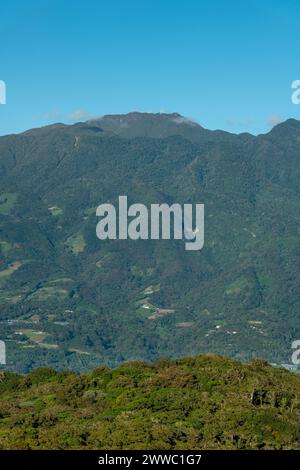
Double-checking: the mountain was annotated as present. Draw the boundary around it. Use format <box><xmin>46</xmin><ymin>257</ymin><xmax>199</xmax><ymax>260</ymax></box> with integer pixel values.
<box><xmin>0</xmin><ymin>355</ymin><xmax>300</xmax><ymax>450</ymax></box>
<box><xmin>0</xmin><ymin>113</ymin><xmax>299</xmax><ymax>373</ymax></box>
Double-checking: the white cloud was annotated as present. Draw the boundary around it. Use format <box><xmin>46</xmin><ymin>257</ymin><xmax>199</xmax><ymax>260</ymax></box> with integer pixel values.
<box><xmin>69</xmin><ymin>110</ymin><xmax>97</xmax><ymax>121</ymax></box>
<box><xmin>172</xmin><ymin>115</ymin><xmax>199</xmax><ymax>127</ymax></box>
<box><xmin>267</xmin><ymin>114</ymin><xmax>283</xmax><ymax>127</ymax></box>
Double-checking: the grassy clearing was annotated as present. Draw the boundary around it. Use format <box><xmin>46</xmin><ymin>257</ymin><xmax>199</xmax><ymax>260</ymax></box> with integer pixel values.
<box><xmin>96</xmin><ymin>253</ymin><xmax>113</xmax><ymax>268</ymax></box>
<box><xmin>0</xmin><ymin>261</ymin><xmax>22</xmax><ymax>286</ymax></box>
<box><xmin>143</xmin><ymin>284</ymin><xmax>160</xmax><ymax>295</ymax></box>
<box><xmin>68</xmin><ymin>348</ymin><xmax>91</xmax><ymax>355</ymax></box>
<box><xmin>65</xmin><ymin>233</ymin><xmax>86</xmax><ymax>254</ymax></box>
<box><xmin>38</xmin><ymin>343</ymin><xmax>59</xmax><ymax>349</ymax></box>
<box><xmin>0</xmin><ymin>193</ymin><xmax>17</xmax><ymax>214</ymax></box>
<box><xmin>0</xmin><ymin>292</ymin><xmax>22</xmax><ymax>304</ymax></box>
<box><xmin>29</xmin><ymin>287</ymin><xmax>68</xmax><ymax>301</ymax></box>
<box><xmin>225</xmin><ymin>278</ymin><xmax>248</xmax><ymax>295</ymax></box>
<box><xmin>0</xmin><ymin>240</ymin><xmax>13</xmax><ymax>256</ymax></box>
<box><xmin>48</xmin><ymin>206</ymin><xmax>63</xmax><ymax>216</ymax></box>
<box><xmin>136</xmin><ymin>299</ymin><xmax>157</xmax><ymax>310</ymax></box>
<box><xmin>47</xmin><ymin>277</ymin><xmax>74</xmax><ymax>286</ymax></box>
<box><xmin>84</xmin><ymin>207</ymin><xmax>97</xmax><ymax>216</ymax></box>
<box><xmin>15</xmin><ymin>329</ymin><xmax>48</xmax><ymax>343</ymax></box>
<box><xmin>0</xmin><ymin>261</ymin><xmax>22</xmax><ymax>277</ymax></box>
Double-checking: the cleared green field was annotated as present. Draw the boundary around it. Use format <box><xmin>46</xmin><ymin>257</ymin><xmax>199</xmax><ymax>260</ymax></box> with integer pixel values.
<box><xmin>65</xmin><ymin>232</ymin><xmax>86</xmax><ymax>254</ymax></box>
<box><xmin>0</xmin><ymin>261</ymin><xmax>22</xmax><ymax>286</ymax></box>
<box><xmin>0</xmin><ymin>241</ymin><xmax>13</xmax><ymax>256</ymax></box>
<box><xmin>48</xmin><ymin>206</ymin><xmax>63</xmax><ymax>216</ymax></box>
<box><xmin>0</xmin><ymin>193</ymin><xmax>17</xmax><ymax>214</ymax></box>
<box><xmin>29</xmin><ymin>287</ymin><xmax>68</xmax><ymax>301</ymax></box>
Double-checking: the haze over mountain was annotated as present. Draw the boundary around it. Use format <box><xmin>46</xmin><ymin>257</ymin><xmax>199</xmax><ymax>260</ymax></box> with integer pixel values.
<box><xmin>0</xmin><ymin>112</ymin><xmax>299</xmax><ymax>373</ymax></box>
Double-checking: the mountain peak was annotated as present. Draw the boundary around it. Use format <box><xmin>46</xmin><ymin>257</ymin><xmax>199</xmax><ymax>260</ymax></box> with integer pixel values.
<box><xmin>268</xmin><ymin>118</ymin><xmax>300</xmax><ymax>137</ymax></box>
<box><xmin>86</xmin><ymin>111</ymin><xmax>210</xmax><ymax>140</ymax></box>
<box><xmin>89</xmin><ymin>111</ymin><xmax>199</xmax><ymax>126</ymax></box>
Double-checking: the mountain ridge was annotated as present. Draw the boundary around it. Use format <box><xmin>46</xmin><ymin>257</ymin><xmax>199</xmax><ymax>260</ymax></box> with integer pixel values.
<box><xmin>3</xmin><ymin>112</ymin><xmax>298</xmax><ymax>144</ymax></box>
<box><xmin>2</xmin><ymin>112</ymin><xmax>299</xmax><ymax>141</ymax></box>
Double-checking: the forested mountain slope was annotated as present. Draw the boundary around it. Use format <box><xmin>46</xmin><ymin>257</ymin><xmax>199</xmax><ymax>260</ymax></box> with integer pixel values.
<box><xmin>0</xmin><ymin>113</ymin><xmax>299</xmax><ymax>373</ymax></box>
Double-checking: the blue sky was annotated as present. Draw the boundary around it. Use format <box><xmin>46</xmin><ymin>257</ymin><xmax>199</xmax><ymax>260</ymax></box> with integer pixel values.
<box><xmin>1</xmin><ymin>0</ymin><xmax>300</xmax><ymax>136</ymax></box>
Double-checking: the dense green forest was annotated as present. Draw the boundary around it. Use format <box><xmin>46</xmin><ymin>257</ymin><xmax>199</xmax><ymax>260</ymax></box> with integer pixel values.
<box><xmin>0</xmin><ymin>355</ymin><xmax>299</xmax><ymax>450</ymax></box>
<box><xmin>0</xmin><ymin>113</ymin><xmax>300</xmax><ymax>372</ymax></box>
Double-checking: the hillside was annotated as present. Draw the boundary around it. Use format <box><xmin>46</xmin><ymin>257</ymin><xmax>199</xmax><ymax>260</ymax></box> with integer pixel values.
<box><xmin>0</xmin><ymin>113</ymin><xmax>300</xmax><ymax>373</ymax></box>
<box><xmin>0</xmin><ymin>355</ymin><xmax>299</xmax><ymax>450</ymax></box>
